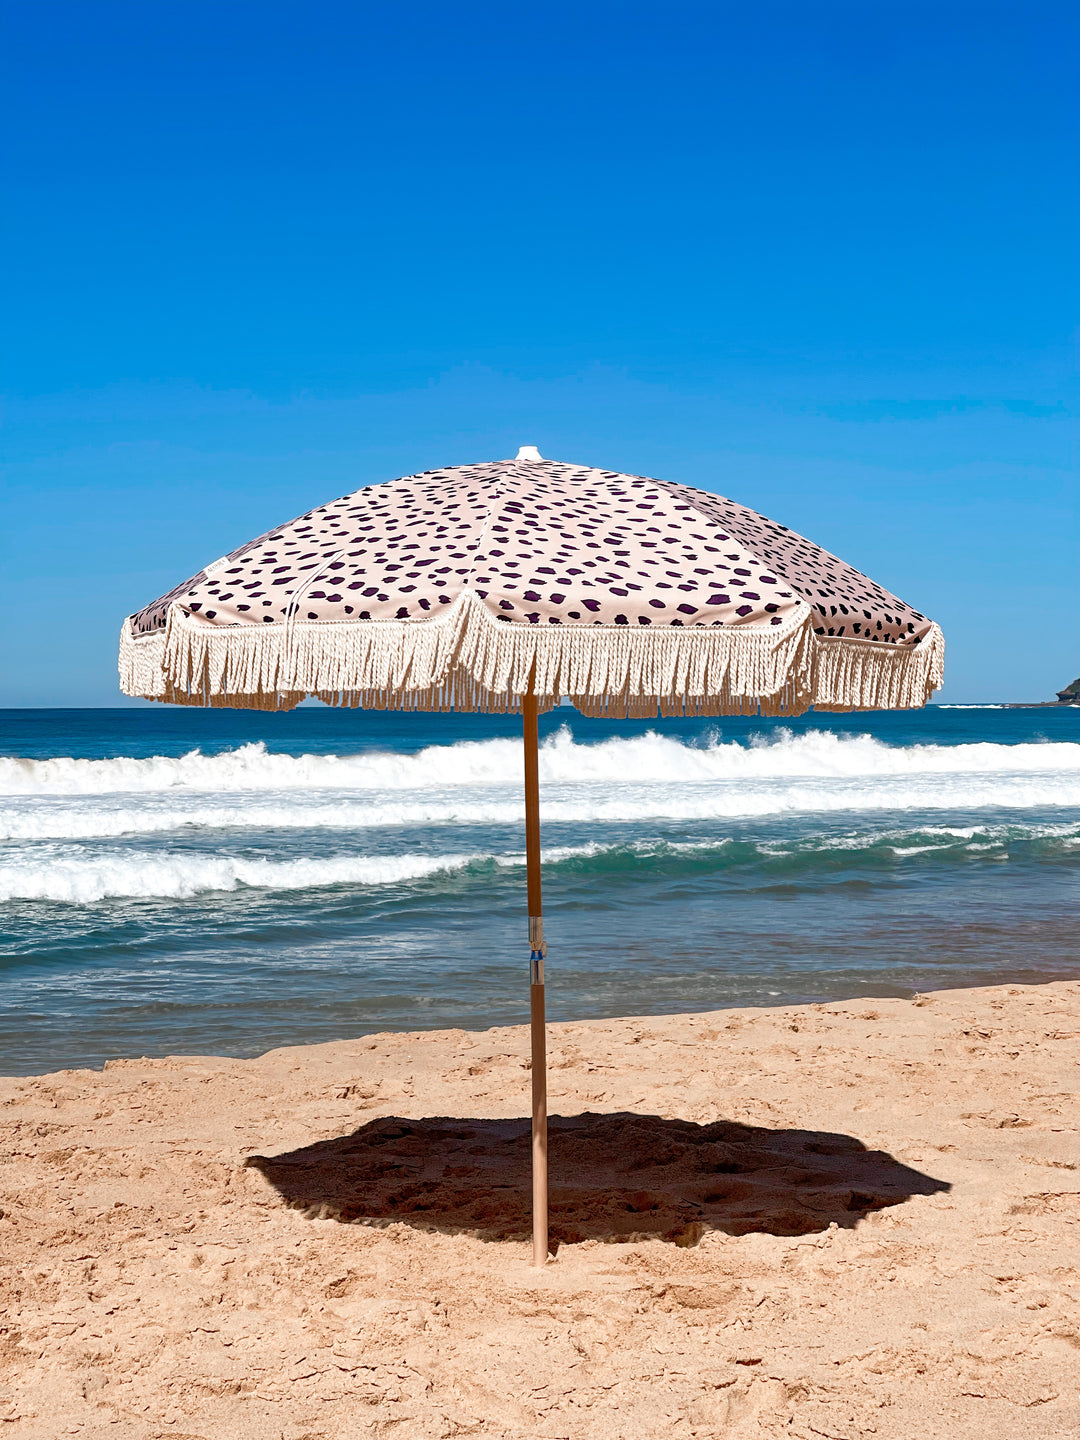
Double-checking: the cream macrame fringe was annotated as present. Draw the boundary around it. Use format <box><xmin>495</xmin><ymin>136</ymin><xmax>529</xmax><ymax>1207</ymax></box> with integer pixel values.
<box><xmin>118</xmin><ymin>590</ymin><xmax>944</xmax><ymax>717</ymax></box>
<box><xmin>809</xmin><ymin>622</ymin><xmax>945</xmax><ymax>713</ymax></box>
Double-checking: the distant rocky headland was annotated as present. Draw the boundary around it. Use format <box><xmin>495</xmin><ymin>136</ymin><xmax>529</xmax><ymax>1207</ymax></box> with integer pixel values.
<box><xmin>1000</xmin><ymin>677</ymin><xmax>1080</xmax><ymax>708</ymax></box>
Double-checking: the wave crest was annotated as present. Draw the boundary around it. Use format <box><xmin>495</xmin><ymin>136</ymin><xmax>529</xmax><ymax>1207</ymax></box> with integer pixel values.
<box><xmin>3</xmin><ymin>727</ymin><xmax>1080</xmax><ymax>797</ymax></box>
<box><xmin>3</xmin><ymin>822</ymin><xmax>1076</xmax><ymax>905</ymax></box>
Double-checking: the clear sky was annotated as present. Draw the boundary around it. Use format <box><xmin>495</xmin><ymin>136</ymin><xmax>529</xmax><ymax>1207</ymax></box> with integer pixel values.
<box><xmin>2</xmin><ymin>1</ymin><xmax>1076</xmax><ymax>705</ymax></box>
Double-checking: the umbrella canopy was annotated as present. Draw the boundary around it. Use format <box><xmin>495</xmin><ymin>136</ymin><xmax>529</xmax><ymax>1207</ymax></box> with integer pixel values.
<box><xmin>118</xmin><ymin>450</ymin><xmax>943</xmax><ymax>1266</ymax></box>
<box><xmin>120</xmin><ymin>452</ymin><xmax>943</xmax><ymax>717</ymax></box>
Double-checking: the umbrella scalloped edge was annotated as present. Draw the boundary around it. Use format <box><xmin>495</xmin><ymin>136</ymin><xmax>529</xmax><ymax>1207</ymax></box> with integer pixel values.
<box><xmin>119</xmin><ymin>588</ymin><xmax>944</xmax><ymax>717</ymax></box>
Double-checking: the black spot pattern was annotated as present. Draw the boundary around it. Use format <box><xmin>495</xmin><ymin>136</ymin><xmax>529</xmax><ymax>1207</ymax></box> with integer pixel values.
<box><xmin>667</xmin><ymin>485</ymin><xmax>931</xmax><ymax>644</ymax></box>
<box><xmin>130</xmin><ymin>460</ymin><xmax>929</xmax><ymax>648</ymax></box>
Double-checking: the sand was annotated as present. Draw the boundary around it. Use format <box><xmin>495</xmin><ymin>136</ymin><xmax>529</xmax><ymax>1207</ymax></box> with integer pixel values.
<box><xmin>2</xmin><ymin>981</ymin><xmax>1079</xmax><ymax>1439</ymax></box>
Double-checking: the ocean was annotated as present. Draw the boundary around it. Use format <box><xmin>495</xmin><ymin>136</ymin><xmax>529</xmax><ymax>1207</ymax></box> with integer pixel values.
<box><xmin>2</xmin><ymin>704</ymin><xmax>1078</xmax><ymax>1076</ymax></box>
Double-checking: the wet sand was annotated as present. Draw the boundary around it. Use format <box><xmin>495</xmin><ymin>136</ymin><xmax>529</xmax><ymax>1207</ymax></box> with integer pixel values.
<box><xmin>2</xmin><ymin>981</ymin><xmax>1079</xmax><ymax>1437</ymax></box>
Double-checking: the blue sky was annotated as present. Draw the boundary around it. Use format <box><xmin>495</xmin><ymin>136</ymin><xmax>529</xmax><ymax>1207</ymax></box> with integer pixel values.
<box><xmin>2</xmin><ymin>1</ymin><xmax>1076</xmax><ymax>705</ymax></box>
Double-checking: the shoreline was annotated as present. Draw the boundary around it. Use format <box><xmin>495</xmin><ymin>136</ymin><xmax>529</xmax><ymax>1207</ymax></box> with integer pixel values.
<box><xmin>3</xmin><ymin>980</ymin><xmax>1079</xmax><ymax>1437</ymax></box>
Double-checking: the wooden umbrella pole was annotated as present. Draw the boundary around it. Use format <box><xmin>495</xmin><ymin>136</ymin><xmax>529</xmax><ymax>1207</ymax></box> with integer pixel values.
<box><xmin>522</xmin><ymin>690</ymin><xmax>548</xmax><ymax>1267</ymax></box>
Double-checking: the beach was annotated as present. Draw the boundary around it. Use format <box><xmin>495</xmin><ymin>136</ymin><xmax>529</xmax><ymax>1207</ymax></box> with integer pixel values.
<box><xmin>3</xmin><ymin>979</ymin><xmax>1078</xmax><ymax>1438</ymax></box>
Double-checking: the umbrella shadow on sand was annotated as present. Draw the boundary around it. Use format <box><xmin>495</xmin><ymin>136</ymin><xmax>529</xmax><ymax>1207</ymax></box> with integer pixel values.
<box><xmin>246</xmin><ymin>1112</ymin><xmax>949</xmax><ymax>1248</ymax></box>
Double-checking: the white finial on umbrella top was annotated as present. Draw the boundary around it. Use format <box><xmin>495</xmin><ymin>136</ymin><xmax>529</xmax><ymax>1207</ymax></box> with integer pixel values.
<box><xmin>515</xmin><ymin>445</ymin><xmax>543</xmax><ymax>461</ymax></box>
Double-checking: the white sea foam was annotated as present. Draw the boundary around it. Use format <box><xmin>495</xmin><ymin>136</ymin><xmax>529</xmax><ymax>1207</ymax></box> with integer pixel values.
<box><xmin>3</xmin><ymin>728</ymin><xmax>1079</xmax><ymax>797</ymax></box>
<box><xmin>0</xmin><ymin>846</ymin><xmax>484</xmax><ymax>904</ymax></box>
<box><xmin>0</xmin><ymin>841</ymin><xmax>612</xmax><ymax>905</ymax></box>
<box><xmin>3</xmin><ymin>730</ymin><xmax>1080</xmax><ymax>846</ymax></box>
<box><xmin>6</xmin><ymin>753</ymin><xmax>1080</xmax><ymax>843</ymax></box>
<box><xmin>4</xmin><ymin>770</ymin><xmax>1080</xmax><ymax>842</ymax></box>
<box><xmin>1</xmin><ymin>822</ymin><xmax>1074</xmax><ymax>905</ymax></box>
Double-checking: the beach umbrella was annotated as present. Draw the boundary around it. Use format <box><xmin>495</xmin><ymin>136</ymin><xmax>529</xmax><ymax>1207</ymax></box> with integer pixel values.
<box><xmin>119</xmin><ymin>448</ymin><xmax>944</xmax><ymax>1265</ymax></box>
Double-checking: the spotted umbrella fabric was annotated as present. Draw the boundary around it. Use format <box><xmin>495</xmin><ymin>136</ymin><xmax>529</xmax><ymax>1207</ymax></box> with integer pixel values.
<box><xmin>120</xmin><ymin>455</ymin><xmax>943</xmax><ymax>716</ymax></box>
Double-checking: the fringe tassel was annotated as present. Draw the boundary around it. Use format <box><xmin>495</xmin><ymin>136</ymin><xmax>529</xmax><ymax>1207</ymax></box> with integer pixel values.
<box><xmin>118</xmin><ymin>593</ymin><xmax>944</xmax><ymax>717</ymax></box>
<box><xmin>809</xmin><ymin>621</ymin><xmax>945</xmax><ymax>712</ymax></box>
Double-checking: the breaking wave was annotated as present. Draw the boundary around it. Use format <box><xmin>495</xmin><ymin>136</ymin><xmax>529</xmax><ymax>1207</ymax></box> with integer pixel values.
<box><xmin>0</xmin><ymin>847</ymin><xmax>481</xmax><ymax>905</ymax></box>
<box><xmin>4</xmin><ymin>771</ymin><xmax>1080</xmax><ymax>842</ymax></box>
<box><xmin>3</xmin><ymin>727</ymin><xmax>1079</xmax><ymax>796</ymax></box>
<box><xmin>3</xmin><ymin>823</ymin><xmax>1076</xmax><ymax>906</ymax></box>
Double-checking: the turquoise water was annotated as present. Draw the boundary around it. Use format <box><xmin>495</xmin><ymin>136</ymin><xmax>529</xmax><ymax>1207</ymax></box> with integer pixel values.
<box><xmin>2</xmin><ymin>704</ymin><xmax>1078</xmax><ymax>1075</ymax></box>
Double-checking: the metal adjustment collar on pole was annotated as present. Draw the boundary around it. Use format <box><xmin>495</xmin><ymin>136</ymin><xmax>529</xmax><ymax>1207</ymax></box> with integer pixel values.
<box><xmin>529</xmin><ymin>915</ymin><xmax>546</xmax><ymax>984</ymax></box>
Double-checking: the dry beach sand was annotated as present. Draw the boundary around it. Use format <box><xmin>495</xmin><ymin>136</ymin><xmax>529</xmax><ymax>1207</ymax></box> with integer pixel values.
<box><xmin>2</xmin><ymin>981</ymin><xmax>1079</xmax><ymax>1438</ymax></box>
